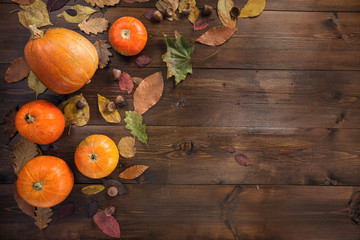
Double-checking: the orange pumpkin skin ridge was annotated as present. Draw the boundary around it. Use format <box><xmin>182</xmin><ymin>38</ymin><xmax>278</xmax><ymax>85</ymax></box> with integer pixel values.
<box><xmin>15</xmin><ymin>100</ymin><xmax>65</xmax><ymax>145</ymax></box>
<box><xmin>109</xmin><ymin>17</ymin><xmax>147</xmax><ymax>56</ymax></box>
<box><xmin>16</xmin><ymin>156</ymin><xmax>74</xmax><ymax>208</ymax></box>
<box><xmin>75</xmin><ymin>134</ymin><xmax>119</xmax><ymax>179</ymax></box>
<box><xmin>24</xmin><ymin>27</ymin><xmax>99</xmax><ymax>94</ymax></box>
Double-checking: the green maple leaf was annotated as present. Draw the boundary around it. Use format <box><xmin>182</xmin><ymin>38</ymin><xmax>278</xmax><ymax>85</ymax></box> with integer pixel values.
<box><xmin>124</xmin><ymin>111</ymin><xmax>148</xmax><ymax>144</ymax></box>
<box><xmin>162</xmin><ymin>33</ymin><xmax>194</xmax><ymax>85</ymax></box>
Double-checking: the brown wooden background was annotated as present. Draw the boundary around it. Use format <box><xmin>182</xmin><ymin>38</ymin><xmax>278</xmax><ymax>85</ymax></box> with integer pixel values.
<box><xmin>1</xmin><ymin>0</ymin><xmax>360</xmax><ymax>239</ymax></box>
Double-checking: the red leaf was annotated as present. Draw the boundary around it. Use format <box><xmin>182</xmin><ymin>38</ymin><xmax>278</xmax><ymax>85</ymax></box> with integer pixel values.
<box><xmin>224</xmin><ymin>146</ymin><xmax>236</xmax><ymax>153</ymax></box>
<box><xmin>119</xmin><ymin>72</ymin><xmax>134</xmax><ymax>94</ymax></box>
<box><xmin>192</xmin><ymin>18</ymin><xmax>210</xmax><ymax>31</ymax></box>
<box><xmin>135</xmin><ymin>55</ymin><xmax>152</xmax><ymax>67</ymax></box>
<box><xmin>3</xmin><ymin>106</ymin><xmax>18</xmax><ymax>141</ymax></box>
<box><xmin>93</xmin><ymin>209</ymin><xmax>121</xmax><ymax>238</ymax></box>
<box><xmin>235</xmin><ymin>154</ymin><xmax>251</xmax><ymax>166</ymax></box>
<box><xmin>57</xmin><ymin>202</ymin><xmax>74</xmax><ymax>220</ymax></box>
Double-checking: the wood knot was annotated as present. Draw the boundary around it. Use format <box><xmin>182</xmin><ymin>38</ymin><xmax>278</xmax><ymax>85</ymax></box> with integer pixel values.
<box><xmin>172</xmin><ymin>141</ymin><xmax>195</xmax><ymax>154</ymax></box>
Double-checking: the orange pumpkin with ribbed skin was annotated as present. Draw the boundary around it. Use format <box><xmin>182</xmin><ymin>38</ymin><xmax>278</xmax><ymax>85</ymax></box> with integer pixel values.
<box><xmin>15</xmin><ymin>100</ymin><xmax>65</xmax><ymax>145</ymax></box>
<box><xmin>109</xmin><ymin>17</ymin><xmax>147</xmax><ymax>56</ymax></box>
<box><xmin>24</xmin><ymin>25</ymin><xmax>99</xmax><ymax>94</ymax></box>
<box><xmin>75</xmin><ymin>135</ymin><xmax>119</xmax><ymax>179</ymax></box>
<box><xmin>16</xmin><ymin>156</ymin><xmax>74</xmax><ymax>208</ymax></box>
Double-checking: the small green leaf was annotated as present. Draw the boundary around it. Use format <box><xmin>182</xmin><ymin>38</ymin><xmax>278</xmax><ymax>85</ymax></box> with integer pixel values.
<box><xmin>97</xmin><ymin>94</ymin><xmax>121</xmax><ymax>123</ymax></box>
<box><xmin>81</xmin><ymin>185</ymin><xmax>105</xmax><ymax>195</ymax></box>
<box><xmin>57</xmin><ymin>4</ymin><xmax>97</xmax><ymax>23</ymax></box>
<box><xmin>124</xmin><ymin>111</ymin><xmax>148</xmax><ymax>144</ymax></box>
<box><xmin>28</xmin><ymin>71</ymin><xmax>46</xmax><ymax>99</ymax></box>
<box><xmin>162</xmin><ymin>33</ymin><xmax>194</xmax><ymax>85</ymax></box>
<box><xmin>18</xmin><ymin>0</ymin><xmax>52</xmax><ymax>29</ymax></box>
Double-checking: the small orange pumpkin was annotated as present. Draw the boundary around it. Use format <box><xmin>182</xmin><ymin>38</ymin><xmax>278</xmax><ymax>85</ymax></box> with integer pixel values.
<box><xmin>16</xmin><ymin>156</ymin><xmax>74</xmax><ymax>208</ymax></box>
<box><xmin>74</xmin><ymin>134</ymin><xmax>119</xmax><ymax>179</ymax></box>
<box><xmin>15</xmin><ymin>100</ymin><xmax>65</xmax><ymax>145</ymax></box>
<box><xmin>24</xmin><ymin>25</ymin><xmax>99</xmax><ymax>94</ymax></box>
<box><xmin>109</xmin><ymin>17</ymin><xmax>147</xmax><ymax>56</ymax></box>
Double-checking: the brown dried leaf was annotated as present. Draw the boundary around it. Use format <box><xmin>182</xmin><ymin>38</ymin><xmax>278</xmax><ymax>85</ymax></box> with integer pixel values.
<box><xmin>93</xmin><ymin>39</ymin><xmax>112</xmax><ymax>69</ymax></box>
<box><xmin>134</xmin><ymin>72</ymin><xmax>164</xmax><ymax>115</ymax></box>
<box><xmin>118</xmin><ymin>137</ymin><xmax>136</xmax><ymax>158</ymax></box>
<box><xmin>14</xmin><ymin>184</ymin><xmax>35</xmax><ymax>218</ymax></box>
<box><xmin>97</xmin><ymin>94</ymin><xmax>121</xmax><ymax>123</ymax></box>
<box><xmin>11</xmin><ymin>138</ymin><xmax>41</xmax><ymax>176</ymax></box>
<box><xmin>217</xmin><ymin>0</ymin><xmax>236</xmax><ymax>27</ymax></box>
<box><xmin>196</xmin><ymin>26</ymin><xmax>237</xmax><ymax>46</ymax></box>
<box><xmin>132</xmin><ymin>77</ymin><xmax>144</xmax><ymax>85</ymax></box>
<box><xmin>5</xmin><ymin>57</ymin><xmax>30</xmax><ymax>83</ymax></box>
<box><xmin>85</xmin><ymin>0</ymin><xmax>119</xmax><ymax>8</ymax></box>
<box><xmin>34</xmin><ymin>207</ymin><xmax>53</xmax><ymax>230</ymax></box>
<box><xmin>78</xmin><ymin>17</ymin><xmax>109</xmax><ymax>35</ymax></box>
<box><xmin>12</xmin><ymin>0</ymin><xmax>35</xmax><ymax>4</ymax></box>
<box><xmin>3</xmin><ymin>106</ymin><xmax>18</xmax><ymax>141</ymax></box>
<box><xmin>119</xmin><ymin>165</ymin><xmax>149</xmax><ymax>179</ymax></box>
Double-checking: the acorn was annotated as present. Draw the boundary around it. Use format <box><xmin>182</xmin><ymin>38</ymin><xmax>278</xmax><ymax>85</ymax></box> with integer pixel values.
<box><xmin>202</xmin><ymin>5</ymin><xmax>213</xmax><ymax>16</ymax></box>
<box><xmin>76</xmin><ymin>99</ymin><xmax>86</xmax><ymax>109</ymax></box>
<box><xmin>166</xmin><ymin>6</ymin><xmax>174</xmax><ymax>17</ymax></box>
<box><xmin>112</xmin><ymin>69</ymin><xmax>121</xmax><ymax>81</ymax></box>
<box><xmin>104</xmin><ymin>206</ymin><xmax>116</xmax><ymax>216</ymax></box>
<box><xmin>230</xmin><ymin>6</ymin><xmax>240</xmax><ymax>19</ymax></box>
<box><xmin>106</xmin><ymin>101</ymin><xmax>116</xmax><ymax>112</ymax></box>
<box><xmin>114</xmin><ymin>95</ymin><xmax>126</xmax><ymax>107</ymax></box>
<box><xmin>152</xmin><ymin>10</ymin><xmax>163</xmax><ymax>22</ymax></box>
<box><xmin>107</xmin><ymin>186</ymin><xmax>118</xmax><ymax>197</ymax></box>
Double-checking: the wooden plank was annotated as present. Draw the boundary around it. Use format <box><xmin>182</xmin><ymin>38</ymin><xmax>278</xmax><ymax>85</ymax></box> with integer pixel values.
<box><xmin>0</xmin><ymin>6</ymin><xmax>359</xmax><ymax>70</ymax></box>
<box><xmin>0</xmin><ymin>184</ymin><xmax>359</xmax><ymax>239</ymax></box>
<box><xmin>1</xmin><ymin>126</ymin><xmax>360</xmax><ymax>185</ymax></box>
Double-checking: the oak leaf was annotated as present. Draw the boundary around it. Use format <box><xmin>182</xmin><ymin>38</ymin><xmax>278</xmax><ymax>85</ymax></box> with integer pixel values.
<box><xmin>5</xmin><ymin>57</ymin><xmax>30</xmax><ymax>83</ymax></box>
<box><xmin>81</xmin><ymin>185</ymin><xmax>105</xmax><ymax>195</ymax></box>
<box><xmin>196</xmin><ymin>26</ymin><xmax>237</xmax><ymax>46</ymax></box>
<box><xmin>93</xmin><ymin>39</ymin><xmax>112</xmax><ymax>69</ymax></box>
<box><xmin>3</xmin><ymin>106</ymin><xmax>18</xmax><ymax>141</ymax></box>
<box><xmin>162</xmin><ymin>33</ymin><xmax>194</xmax><ymax>85</ymax></box>
<box><xmin>118</xmin><ymin>165</ymin><xmax>149</xmax><ymax>179</ymax></box>
<box><xmin>119</xmin><ymin>72</ymin><xmax>134</xmax><ymax>94</ymax></box>
<box><xmin>192</xmin><ymin>18</ymin><xmax>210</xmax><ymax>31</ymax></box>
<box><xmin>134</xmin><ymin>72</ymin><xmax>164</xmax><ymax>115</ymax></box>
<box><xmin>78</xmin><ymin>17</ymin><xmax>109</xmax><ymax>35</ymax></box>
<box><xmin>58</xmin><ymin>94</ymin><xmax>90</xmax><ymax>127</ymax></box>
<box><xmin>93</xmin><ymin>209</ymin><xmax>120</xmax><ymax>238</ymax></box>
<box><xmin>240</xmin><ymin>0</ymin><xmax>266</xmax><ymax>18</ymax></box>
<box><xmin>124</xmin><ymin>111</ymin><xmax>148</xmax><ymax>144</ymax></box>
<box><xmin>98</xmin><ymin>94</ymin><xmax>121</xmax><ymax>123</ymax></box>
<box><xmin>118</xmin><ymin>137</ymin><xmax>136</xmax><ymax>158</ymax></box>
<box><xmin>28</xmin><ymin>71</ymin><xmax>47</xmax><ymax>99</ymax></box>
<box><xmin>34</xmin><ymin>207</ymin><xmax>53</xmax><ymax>230</ymax></box>
<box><xmin>18</xmin><ymin>0</ymin><xmax>52</xmax><ymax>28</ymax></box>
<box><xmin>57</xmin><ymin>202</ymin><xmax>74</xmax><ymax>220</ymax></box>
<box><xmin>85</xmin><ymin>0</ymin><xmax>120</xmax><ymax>8</ymax></box>
<box><xmin>47</xmin><ymin>0</ymin><xmax>70</xmax><ymax>12</ymax></box>
<box><xmin>12</xmin><ymin>0</ymin><xmax>35</xmax><ymax>4</ymax></box>
<box><xmin>11</xmin><ymin>138</ymin><xmax>41</xmax><ymax>176</ymax></box>
<box><xmin>217</xmin><ymin>0</ymin><xmax>236</xmax><ymax>27</ymax></box>
<box><xmin>14</xmin><ymin>184</ymin><xmax>35</xmax><ymax>218</ymax></box>
<box><xmin>57</xmin><ymin>5</ymin><xmax>97</xmax><ymax>23</ymax></box>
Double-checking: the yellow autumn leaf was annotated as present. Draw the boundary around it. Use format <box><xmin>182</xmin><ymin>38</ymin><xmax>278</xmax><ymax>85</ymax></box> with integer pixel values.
<box><xmin>240</xmin><ymin>0</ymin><xmax>266</xmax><ymax>18</ymax></box>
<box><xmin>81</xmin><ymin>184</ymin><xmax>105</xmax><ymax>195</ymax></box>
<box><xmin>179</xmin><ymin>0</ymin><xmax>199</xmax><ymax>24</ymax></box>
<box><xmin>118</xmin><ymin>165</ymin><xmax>149</xmax><ymax>179</ymax></box>
<box><xmin>118</xmin><ymin>137</ymin><xmax>136</xmax><ymax>158</ymax></box>
<box><xmin>85</xmin><ymin>0</ymin><xmax>120</xmax><ymax>8</ymax></box>
<box><xmin>18</xmin><ymin>0</ymin><xmax>52</xmax><ymax>28</ymax></box>
<box><xmin>57</xmin><ymin>5</ymin><xmax>97</xmax><ymax>24</ymax></box>
<box><xmin>97</xmin><ymin>94</ymin><xmax>121</xmax><ymax>123</ymax></box>
<box><xmin>217</xmin><ymin>0</ymin><xmax>236</xmax><ymax>27</ymax></box>
<box><xmin>58</xmin><ymin>94</ymin><xmax>90</xmax><ymax>127</ymax></box>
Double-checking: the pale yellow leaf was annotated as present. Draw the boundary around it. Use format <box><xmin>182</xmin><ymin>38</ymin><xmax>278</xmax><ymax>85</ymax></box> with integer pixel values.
<box><xmin>97</xmin><ymin>94</ymin><xmax>121</xmax><ymax>123</ymax></box>
<box><xmin>11</xmin><ymin>138</ymin><xmax>41</xmax><ymax>176</ymax></box>
<box><xmin>118</xmin><ymin>137</ymin><xmax>136</xmax><ymax>158</ymax></box>
<box><xmin>34</xmin><ymin>207</ymin><xmax>53</xmax><ymax>230</ymax></box>
<box><xmin>118</xmin><ymin>165</ymin><xmax>149</xmax><ymax>179</ymax></box>
<box><xmin>179</xmin><ymin>0</ymin><xmax>199</xmax><ymax>24</ymax></box>
<box><xmin>240</xmin><ymin>0</ymin><xmax>266</xmax><ymax>18</ymax></box>
<box><xmin>85</xmin><ymin>0</ymin><xmax>120</xmax><ymax>8</ymax></box>
<box><xmin>18</xmin><ymin>0</ymin><xmax>52</xmax><ymax>28</ymax></box>
<box><xmin>81</xmin><ymin>185</ymin><xmax>105</xmax><ymax>195</ymax></box>
<box><xmin>57</xmin><ymin>5</ymin><xmax>97</xmax><ymax>24</ymax></box>
<box><xmin>78</xmin><ymin>17</ymin><xmax>109</xmax><ymax>35</ymax></box>
<box><xmin>28</xmin><ymin>71</ymin><xmax>46</xmax><ymax>99</ymax></box>
<box><xmin>217</xmin><ymin>0</ymin><xmax>236</xmax><ymax>27</ymax></box>
<box><xmin>93</xmin><ymin>40</ymin><xmax>112</xmax><ymax>69</ymax></box>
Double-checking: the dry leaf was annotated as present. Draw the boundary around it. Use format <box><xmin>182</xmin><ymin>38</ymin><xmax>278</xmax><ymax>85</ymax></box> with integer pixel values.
<box><xmin>217</xmin><ymin>0</ymin><xmax>236</xmax><ymax>27</ymax></box>
<box><xmin>132</xmin><ymin>77</ymin><xmax>143</xmax><ymax>85</ymax></box>
<box><xmin>124</xmin><ymin>111</ymin><xmax>148</xmax><ymax>144</ymax></box>
<box><xmin>135</xmin><ymin>55</ymin><xmax>152</xmax><ymax>67</ymax></box>
<box><xmin>57</xmin><ymin>202</ymin><xmax>74</xmax><ymax>220</ymax></box>
<box><xmin>93</xmin><ymin>209</ymin><xmax>121</xmax><ymax>238</ymax></box>
<box><xmin>3</xmin><ymin>106</ymin><xmax>18</xmax><ymax>141</ymax></box>
<box><xmin>118</xmin><ymin>137</ymin><xmax>136</xmax><ymax>158</ymax></box>
<box><xmin>34</xmin><ymin>207</ymin><xmax>53</xmax><ymax>230</ymax></box>
<box><xmin>101</xmin><ymin>179</ymin><xmax>128</xmax><ymax>196</ymax></box>
<box><xmin>85</xmin><ymin>0</ymin><xmax>120</xmax><ymax>8</ymax></box>
<box><xmin>119</xmin><ymin>72</ymin><xmax>134</xmax><ymax>94</ymax></box>
<box><xmin>47</xmin><ymin>0</ymin><xmax>70</xmax><ymax>12</ymax></box>
<box><xmin>119</xmin><ymin>165</ymin><xmax>149</xmax><ymax>179</ymax></box>
<box><xmin>5</xmin><ymin>57</ymin><xmax>30</xmax><ymax>83</ymax></box>
<box><xmin>93</xmin><ymin>40</ymin><xmax>112</xmax><ymax>69</ymax></box>
<box><xmin>192</xmin><ymin>18</ymin><xmax>210</xmax><ymax>31</ymax></box>
<box><xmin>97</xmin><ymin>94</ymin><xmax>121</xmax><ymax>123</ymax></box>
<box><xmin>78</xmin><ymin>17</ymin><xmax>109</xmax><ymax>35</ymax></box>
<box><xmin>12</xmin><ymin>0</ymin><xmax>35</xmax><ymax>4</ymax></box>
<box><xmin>58</xmin><ymin>94</ymin><xmax>90</xmax><ymax>127</ymax></box>
<box><xmin>57</xmin><ymin>5</ymin><xmax>97</xmax><ymax>24</ymax></box>
<box><xmin>179</xmin><ymin>0</ymin><xmax>199</xmax><ymax>24</ymax></box>
<box><xmin>81</xmin><ymin>185</ymin><xmax>105</xmax><ymax>195</ymax></box>
<box><xmin>240</xmin><ymin>0</ymin><xmax>266</xmax><ymax>18</ymax></box>
<box><xmin>143</xmin><ymin>9</ymin><xmax>157</xmax><ymax>22</ymax></box>
<box><xmin>134</xmin><ymin>72</ymin><xmax>164</xmax><ymax>115</ymax></box>
<box><xmin>235</xmin><ymin>153</ymin><xmax>251</xmax><ymax>166</ymax></box>
<box><xmin>14</xmin><ymin>184</ymin><xmax>35</xmax><ymax>218</ymax></box>
<box><xmin>11</xmin><ymin>138</ymin><xmax>41</xmax><ymax>176</ymax></box>
<box><xmin>196</xmin><ymin>26</ymin><xmax>237</xmax><ymax>46</ymax></box>
<box><xmin>156</xmin><ymin>0</ymin><xmax>179</xmax><ymax>21</ymax></box>
<box><xmin>88</xmin><ymin>200</ymin><xmax>98</xmax><ymax>218</ymax></box>
<box><xmin>18</xmin><ymin>0</ymin><xmax>52</xmax><ymax>28</ymax></box>
<box><xmin>28</xmin><ymin>71</ymin><xmax>47</xmax><ymax>99</ymax></box>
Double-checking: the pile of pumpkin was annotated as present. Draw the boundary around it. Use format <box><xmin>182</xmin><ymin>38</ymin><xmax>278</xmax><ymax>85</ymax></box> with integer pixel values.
<box><xmin>15</xmin><ymin>16</ymin><xmax>147</xmax><ymax>208</ymax></box>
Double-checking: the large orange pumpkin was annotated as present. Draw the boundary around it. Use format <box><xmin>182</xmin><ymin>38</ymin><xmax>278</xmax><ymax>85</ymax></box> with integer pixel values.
<box><xmin>16</xmin><ymin>156</ymin><xmax>74</xmax><ymax>208</ymax></box>
<box><xmin>15</xmin><ymin>100</ymin><xmax>65</xmax><ymax>145</ymax></box>
<box><xmin>74</xmin><ymin>134</ymin><xmax>119</xmax><ymax>179</ymax></box>
<box><xmin>24</xmin><ymin>25</ymin><xmax>99</xmax><ymax>94</ymax></box>
<box><xmin>109</xmin><ymin>17</ymin><xmax>147</xmax><ymax>56</ymax></box>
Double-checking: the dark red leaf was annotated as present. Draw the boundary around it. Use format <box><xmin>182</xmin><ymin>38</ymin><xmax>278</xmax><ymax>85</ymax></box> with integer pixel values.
<box><xmin>57</xmin><ymin>202</ymin><xmax>74</xmax><ymax>220</ymax></box>
<box><xmin>47</xmin><ymin>0</ymin><xmax>70</xmax><ymax>12</ymax></box>
<box><xmin>101</xmin><ymin>179</ymin><xmax>128</xmax><ymax>196</ymax></box>
<box><xmin>192</xmin><ymin>18</ymin><xmax>210</xmax><ymax>31</ymax></box>
<box><xmin>235</xmin><ymin>154</ymin><xmax>251</xmax><ymax>166</ymax></box>
<box><xmin>93</xmin><ymin>209</ymin><xmax>121</xmax><ymax>238</ymax></box>
<box><xmin>224</xmin><ymin>146</ymin><xmax>236</xmax><ymax>153</ymax></box>
<box><xmin>88</xmin><ymin>200</ymin><xmax>98</xmax><ymax>218</ymax></box>
<box><xmin>119</xmin><ymin>72</ymin><xmax>134</xmax><ymax>94</ymax></box>
<box><xmin>135</xmin><ymin>55</ymin><xmax>152</xmax><ymax>67</ymax></box>
<box><xmin>3</xmin><ymin>106</ymin><xmax>18</xmax><ymax>141</ymax></box>
<box><xmin>143</xmin><ymin>9</ymin><xmax>157</xmax><ymax>22</ymax></box>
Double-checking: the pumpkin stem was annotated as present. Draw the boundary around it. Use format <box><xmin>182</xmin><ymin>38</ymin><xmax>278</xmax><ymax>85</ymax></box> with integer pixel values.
<box><xmin>88</xmin><ymin>153</ymin><xmax>97</xmax><ymax>162</ymax></box>
<box><xmin>33</xmin><ymin>182</ymin><xmax>43</xmax><ymax>191</ymax></box>
<box><xmin>121</xmin><ymin>29</ymin><xmax>131</xmax><ymax>39</ymax></box>
<box><xmin>29</xmin><ymin>25</ymin><xmax>44</xmax><ymax>40</ymax></box>
<box><xmin>24</xmin><ymin>113</ymin><xmax>35</xmax><ymax>124</ymax></box>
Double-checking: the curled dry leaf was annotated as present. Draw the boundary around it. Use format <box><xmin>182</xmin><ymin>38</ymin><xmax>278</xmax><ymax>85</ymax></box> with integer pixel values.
<box><xmin>47</xmin><ymin>0</ymin><xmax>70</xmax><ymax>12</ymax></box>
<box><xmin>28</xmin><ymin>71</ymin><xmax>47</xmax><ymax>99</ymax></box>
<box><xmin>217</xmin><ymin>0</ymin><xmax>236</xmax><ymax>27</ymax></box>
<box><xmin>3</xmin><ymin>106</ymin><xmax>18</xmax><ymax>141</ymax></box>
<box><xmin>58</xmin><ymin>94</ymin><xmax>90</xmax><ymax>127</ymax></box>
<box><xmin>34</xmin><ymin>207</ymin><xmax>53</xmax><ymax>230</ymax></box>
<box><xmin>192</xmin><ymin>18</ymin><xmax>210</xmax><ymax>31</ymax></box>
<box><xmin>81</xmin><ymin>184</ymin><xmax>105</xmax><ymax>195</ymax></box>
<box><xmin>88</xmin><ymin>200</ymin><xmax>99</xmax><ymax>218</ymax></box>
<box><xmin>85</xmin><ymin>0</ymin><xmax>120</xmax><ymax>8</ymax></box>
<box><xmin>93</xmin><ymin>39</ymin><xmax>112</xmax><ymax>69</ymax></box>
<box><xmin>5</xmin><ymin>57</ymin><xmax>30</xmax><ymax>83</ymax></box>
<box><xmin>118</xmin><ymin>136</ymin><xmax>136</xmax><ymax>158</ymax></box>
<box><xmin>18</xmin><ymin>0</ymin><xmax>52</xmax><ymax>28</ymax></box>
<box><xmin>14</xmin><ymin>184</ymin><xmax>35</xmax><ymax>218</ymax></box>
<box><xmin>93</xmin><ymin>209</ymin><xmax>121</xmax><ymax>238</ymax></box>
<box><xmin>101</xmin><ymin>179</ymin><xmax>128</xmax><ymax>196</ymax></box>
<box><xmin>98</xmin><ymin>94</ymin><xmax>121</xmax><ymax>123</ymax></box>
<box><xmin>12</xmin><ymin>0</ymin><xmax>35</xmax><ymax>4</ymax></box>
<box><xmin>179</xmin><ymin>0</ymin><xmax>199</xmax><ymax>24</ymax></box>
<box><xmin>57</xmin><ymin>202</ymin><xmax>75</xmax><ymax>220</ymax></box>
<box><xmin>119</xmin><ymin>72</ymin><xmax>134</xmax><ymax>94</ymax></box>
<box><xmin>196</xmin><ymin>26</ymin><xmax>237</xmax><ymax>47</ymax></box>
<box><xmin>78</xmin><ymin>17</ymin><xmax>109</xmax><ymax>35</ymax></box>
<box><xmin>11</xmin><ymin>138</ymin><xmax>41</xmax><ymax>176</ymax></box>
<box><xmin>118</xmin><ymin>165</ymin><xmax>149</xmax><ymax>179</ymax></box>
<box><xmin>240</xmin><ymin>0</ymin><xmax>266</xmax><ymax>18</ymax></box>
<box><xmin>235</xmin><ymin>153</ymin><xmax>251</xmax><ymax>166</ymax></box>
<box><xmin>57</xmin><ymin>5</ymin><xmax>97</xmax><ymax>24</ymax></box>
<box><xmin>134</xmin><ymin>72</ymin><xmax>164</xmax><ymax>115</ymax></box>
<box><xmin>124</xmin><ymin>111</ymin><xmax>148</xmax><ymax>144</ymax></box>
<box><xmin>135</xmin><ymin>55</ymin><xmax>152</xmax><ymax>67</ymax></box>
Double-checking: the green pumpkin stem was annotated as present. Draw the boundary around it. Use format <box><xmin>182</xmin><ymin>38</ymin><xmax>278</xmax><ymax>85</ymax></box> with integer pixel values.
<box><xmin>24</xmin><ymin>113</ymin><xmax>35</xmax><ymax>124</ymax></box>
<box><xmin>33</xmin><ymin>182</ymin><xmax>43</xmax><ymax>191</ymax></box>
<box><xmin>29</xmin><ymin>25</ymin><xmax>44</xmax><ymax>40</ymax></box>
